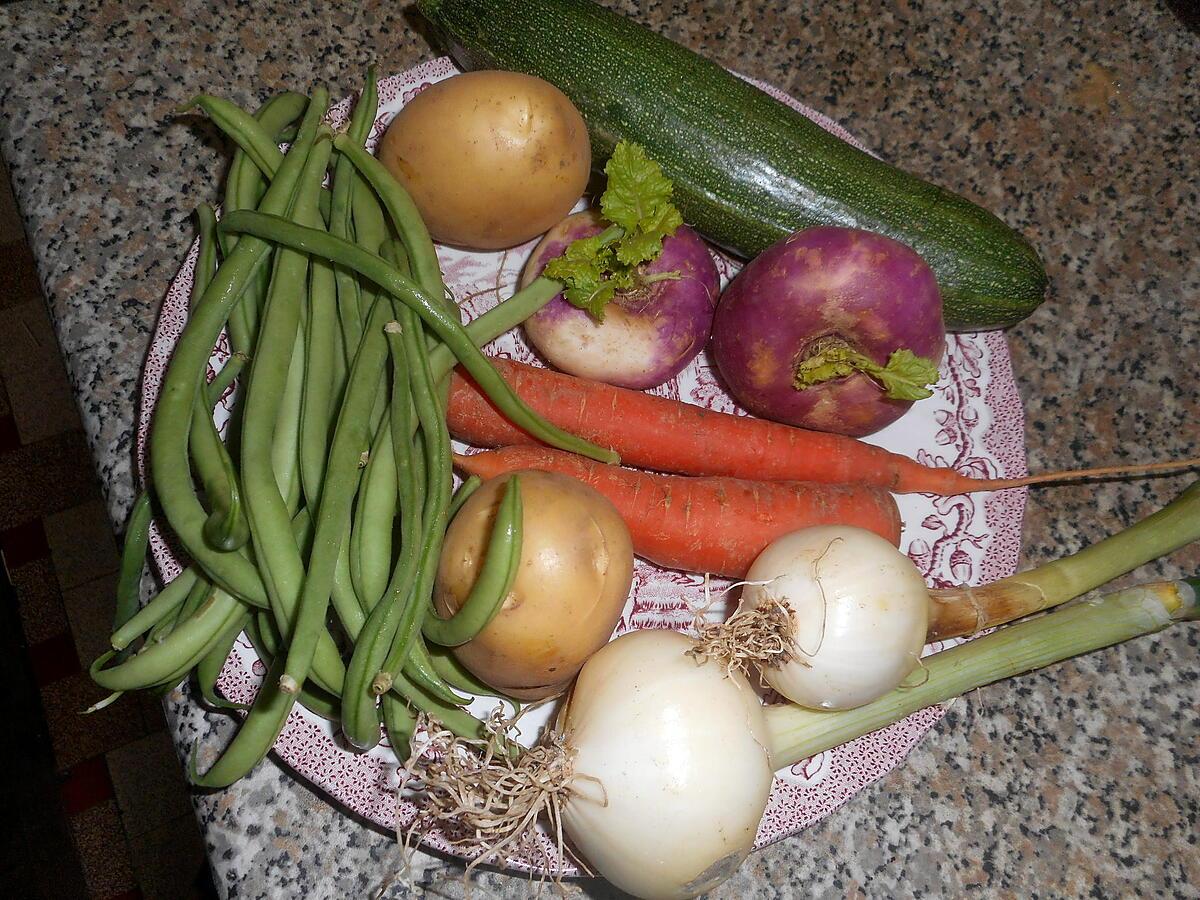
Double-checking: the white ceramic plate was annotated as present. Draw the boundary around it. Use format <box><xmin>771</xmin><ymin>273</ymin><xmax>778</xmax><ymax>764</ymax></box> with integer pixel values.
<box><xmin>137</xmin><ymin>56</ymin><xmax>1028</xmax><ymax>874</ymax></box>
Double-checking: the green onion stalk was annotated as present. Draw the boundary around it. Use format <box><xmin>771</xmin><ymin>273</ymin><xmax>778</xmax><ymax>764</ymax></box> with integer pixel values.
<box><xmin>765</xmin><ymin>577</ymin><xmax>1197</xmax><ymax>766</ymax></box>
<box><xmin>927</xmin><ymin>481</ymin><xmax>1200</xmax><ymax>640</ymax></box>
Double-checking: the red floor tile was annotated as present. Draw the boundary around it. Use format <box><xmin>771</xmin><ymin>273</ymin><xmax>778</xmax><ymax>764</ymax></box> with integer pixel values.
<box><xmin>28</xmin><ymin>630</ymin><xmax>82</xmax><ymax>686</ymax></box>
<box><xmin>0</xmin><ymin>516</ymin><xmax>50</xmax><ymax>569</ymax></box>
<box><xmin>60</xmin><ymin>754</ymin><xmax>116</xmax><ymax>816</ymax></box>
<box><xmin>0</xmin><ymin>412</ymin><xmax>20</xmax><ymax>452</ymax></box>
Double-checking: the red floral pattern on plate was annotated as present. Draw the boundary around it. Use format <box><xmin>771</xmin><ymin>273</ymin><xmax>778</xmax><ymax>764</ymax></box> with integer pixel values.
<box><xmin>137</xmin><ymin>57</ymin><xmax>1027</xmax><ymax>875</ymax></box>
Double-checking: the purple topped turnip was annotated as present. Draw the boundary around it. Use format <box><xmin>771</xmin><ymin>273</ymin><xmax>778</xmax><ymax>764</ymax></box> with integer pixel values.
<box><xmin>518</xmin><ymin>140</ymin><xmax>721</xmax><ymax>390</ymax></box>
<box><xmin>520</xmin><ymin>209</ymin><xmax>720</xmax><ymax>390</ymax></box>
<box><xmin>711</xmin><ymin>226</ymin><xmax>945</xmax><ymax>437</ymax></box>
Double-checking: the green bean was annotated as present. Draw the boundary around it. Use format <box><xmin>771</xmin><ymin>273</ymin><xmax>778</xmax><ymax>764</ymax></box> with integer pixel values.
<box><xmin>446</xmin><ymin>475</ymin><xmax>482</xmax><ymax>523</ymax></box>
<box><xmin>192</xmin><ymin>205</ymin><xmax>219</xmax><ymax>312</ymax></box>
<box><xmin>194</xmin><ymin>286</ymin><xmax>395</xmax><ymax>785</ymax></box>
<box><xmin>110</xmin><ymin>567</ymin><xmax>199</xmax><ymax>652</ymax></box>
<box><xmin>330</xmin><ymin>69</ymin><xmax>378</xmax><ymax>358</ymax></box>
<box><xmin>174</xmin><ymin>574</ymin><xmax>217</xmax><ymax>630</ymax></box>
<box><xmin>349</xmin><ymin>413</ymin><xmax>396</xmax><ymax>610</ymax></box>
<box><xmin>221</xmin><ymin>93</ymin><xmax>308</xmax><ymax>345</ymax></box>
<box><xmin>381</xmin><ymin>693</ymin><xmax>415</xmax><ymax>759</ymax></box>
<box><xmin>299</xmin><ymin>257</ymin><xmax>341</xmax><ymax>507</ymax></box>
<box><xmin>196</xmin><ymin>608</ymin><xmax>252</xmax><ymax>711</ymax></box>
<box><xmin>349</xmin><ymin>178</ymin><xmax>390</xmax><ymax>327</ymax></box>
<box><xmin>216</xmin><ymin>212</ymin><xmax>620</xmax><ymax>466</ymax></box>
<box><xmin>224</xmin><ymin>93</ymin><xmax>307</xmax><ymax>214</ymax></box>
<box><xmin>237</xmin><ymin>120</ymin><xmax>347</xmax><ymax>697</ymax></box>
<box><xmin>317</xmin><ymin>187</ymin><xmax>332</xmax><ymax>227</ymax></box>
<box><xmin>294</xmin><ymin>202</ymin><xmax>366</xmax><ymax>639</ymax></box>
<box><xmin>423</xmin><ymin>474</ymin><xmax>522</xmax><ymax>647</ymax></box>
<box><xmin>391</xmin><ymin>669</ymin><xmax>487</xmax><ymax>742</ymax></box>
<box><xmin>251</xmin><ymin>609</ymin><xmax>280</xmax><ymax>658</ymax></box>
<box><xmin>191</xmin><ymin>410</ymin><xmax>250</xmax><ymax>552</ymax></box>
<box><xmin>348</xmin><ymin>175</ymin><xmax>392</xmax><ymax>437</ymax></box>
<box><xmin>289</xmin><ymin>506</ymin><xmax>313</xmax><ymax>556</ymax></box>
<box><xmin>177</xmin><ymin>94</ymin><xmax>284</xmax><ymax>180</ymax></box>
<box><xmin>225</xmin><ymin>95</ymin><xmax>309</xmax><ymax>348</ymax></box>
<box><xmin>296</xmin><ymin>683</ymin><xmax>342</xmax><ymax>723</ymax></box>
<box><xmin>426</xmin><ymin>276</ymin><xmax>561</xmax><ymax>381</ymax></box>
<box><xmin>333</xmin><ymin>521</ymin><xmax>366</xmax><ymax>626</ymax></box>
<box><xmin>187</xmin><ymin>204</ymin><xmax>251</xmax><ymax>552</ymax></box>
<box><xmin>394</xmin><ymin>390</ymin><xmax>424</xmax><ymax>557</ymax></box>
<box><xmin>245</xmin><ymin>614</ymin><xmax>343</xmax><ymax>721</ymax></box>
<box><xmin>93</xmin><ymin>587</ymin><xmax>245</xmax><ymax>692</ymax></box>
<box><xmin>373</xmin><ymin>301</ymin><xmax>454</xmax><ymax>694</ymax></box>
<box><xmin>403</xmin><ymin>638</ymin><xmax>471</xmax><ymax>707</ymax></box>
<box><xmin>189</xmin><ymin>650</ymin><xmax>294</xmax><ymax>788</ymax></box>
<box><xmin>339</xmin><ymin>595</ymin><xmax>397</xmax><ymax>750</ymax></box>
<box><xmin>338</xmin><ymin>304</ymin><xmax>424</xmax><ymax>750</ymax></box>
<box><xmin>426</xmin><ymin>643</ymin><xmax>519</xmax><ymax>711</ymax></box>
<box><xmin>112</xmin><ymin>491</ymin><xmax>154</xmax><ymax>662</ymax></box>
<box><xmin>270</xmin><ymin>329</ymin><xmax>306</xmax><ymax>515</ymax></box>
<box><xmin>340</xmin><ymin>135</ymin><xmax>458</xmax><ymax>426</ymax></box>
<box><xmin>145</xmin><ymin>610</ymin><xmax>177</xmax><ymax>650</ymax></box>
<box><xmin>332</xmin><ymin>137</ymin><xmax>450</xmax><ymax>317</ymax></box>
<box><xmin>150</xmin><ymin>94</ymin><xmax>326</xmax><ymax>609</ymax></box>
<box><xmin>205</xmin><ymin>353</ymin><xmax>246</xmax><ymax>407</ymax></box>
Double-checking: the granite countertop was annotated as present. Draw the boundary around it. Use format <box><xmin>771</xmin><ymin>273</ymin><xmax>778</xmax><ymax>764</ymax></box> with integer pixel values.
<box><xmin>1</xmin><ymin>1</ymin><xmax>1197</xmax><ymax>896</ymax></box>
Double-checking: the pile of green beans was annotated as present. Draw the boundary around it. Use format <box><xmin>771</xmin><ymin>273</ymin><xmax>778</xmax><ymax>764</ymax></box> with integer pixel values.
<box><xmin>92</xmin><ymin>70</ymin><xmax>608</xmax><ymax>787</ymax></box>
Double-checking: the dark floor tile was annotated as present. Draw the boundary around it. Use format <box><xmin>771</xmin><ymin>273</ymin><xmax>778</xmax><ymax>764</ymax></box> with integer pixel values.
<box><xmin>107</xmin><ymin>731</ymin><xmax>194</xmax><ymax>839</ymax></box>
<box><xmin>0</xmin><ymin>430</ymin><xmax>103</xmax><ymax>531</ymax></box>
<box><xmin>0</xmin><ymin>559</ymin><xmax>89</xmax><ymax>899</ymax></box>
<box><xmin>40</xmin><ymin>671</ymin><xmax>147</xmax><ymax>770</ymax></box>
<box><xmin>62</xmin><ymin>569</ymin><xmax>121</xmax><ymax>671</ymax></box>
<box><xmin>127</xmin><ymin>813</ymin><xmax>208</xmax><ymax>900</ymax></box>
<box><xmin>71</xmin><ymin>800</ymin><xmax>137</xmax><ymax>899</ymax></box>
<box><xmin>0</xmin><ymin>517</ymin><xmax>50</xmax><ymax>569</ymax></box>
<box><xmin>10</xmin><ymin>556</ymin><xmax>69</xmax><ymax>644</ymax></box>
<box><xmin>60</xmin><ymin>754</ymin><xmax>115</xmax><ymax>816</ymax></box>
<box><xmin>28</xmin><ymin>630</ymin><xmax>81</xmax><ymax>686</ymax></box>
<box><xmin>0</xmin><ymin>241</ymin><xmax>43</xmax><ymax>311</ymax></box>
<box><xmin>0</xmin><ymin>866</ymin><xmax>38</xmax><ymax>899</ymax></box>
<box><xmin>4</xmin><ymin>815</ymin><xmax>90</xmax><ymax>899</ymax></box>
<box><xmin>43</xmin><ymin>498</ymin><xmax>121</xmax><ymax>591</ymax></box>
<box><xmin>0</xmin><ymin>300</ymin><xmax>80</xmax><ymax>443</ymax></box>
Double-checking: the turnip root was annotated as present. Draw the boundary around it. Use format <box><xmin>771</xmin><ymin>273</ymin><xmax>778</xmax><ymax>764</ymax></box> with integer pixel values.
<box><xmin>711</xmin><ymin>226</ymin><xmax>945</xmax><ymax>436</ymax></box>
<box><xmin>521</xmin><ymin>209</ymin><xmax>720</xmax><ymax>390</ymax></box>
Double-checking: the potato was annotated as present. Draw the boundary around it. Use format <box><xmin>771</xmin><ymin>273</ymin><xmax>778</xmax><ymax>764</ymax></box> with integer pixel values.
<box><xmin>433</xmin><ymin>471</ymin><xmax>634</xmax><ymax>700</ymax></box>
<box><xmin>377</xmin><ymin>70</ymin><xmax>591</xmax><ymax>251</ymax></box>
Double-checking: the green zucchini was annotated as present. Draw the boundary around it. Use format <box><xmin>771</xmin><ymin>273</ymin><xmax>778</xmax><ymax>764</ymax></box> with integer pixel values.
<box><xmin>417</xmin><ymin>0</ymin><xmax>1048</xmax><ymax>331</ymax></box>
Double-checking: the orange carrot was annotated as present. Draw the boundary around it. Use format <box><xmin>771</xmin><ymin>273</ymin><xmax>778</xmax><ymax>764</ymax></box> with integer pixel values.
<box><xmin>448</xmin><ymin>359</ymin><xmax>1195</xmax><ymax>494</ymax></box>
<box><xmin>454</xmin><ymin>446</ymin><xmax>903</xmax><ymax>578</ymax></box>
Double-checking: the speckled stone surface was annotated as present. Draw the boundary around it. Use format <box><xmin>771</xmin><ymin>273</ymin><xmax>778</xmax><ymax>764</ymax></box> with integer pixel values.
<box><xmin>1</xmin><ymin>1</ymin><xmax>1197</xmax><ymax>896</ymax></box>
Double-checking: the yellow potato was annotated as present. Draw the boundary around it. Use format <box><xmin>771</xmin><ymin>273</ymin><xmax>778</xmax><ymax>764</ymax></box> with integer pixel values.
<box><xmin>377</xmin><ymin>70</ymin><xmax>592</xmax><ymax>250</ymax></box>
<box><xmin>433</xmin><ymin>471</ymin><xmax>634</xmax><ymax>700</ymax></box>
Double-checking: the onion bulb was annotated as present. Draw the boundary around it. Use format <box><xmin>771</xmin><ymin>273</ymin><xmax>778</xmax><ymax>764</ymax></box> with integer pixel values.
<box><xmin>740</xmin><ymin>525</ymin><xmax>930</xmax><ymax>709</ymax></box>
<box><xmin>560</xmin><ymin>629</ymin><xmax>774</xmax><ymax>899</ymax></box>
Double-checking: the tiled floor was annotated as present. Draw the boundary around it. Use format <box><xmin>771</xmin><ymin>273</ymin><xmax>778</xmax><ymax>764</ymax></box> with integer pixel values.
<box><xmin>0</xmin><ymin>157</ymin><xmax>214</xmax><ymax>898</ymax></box>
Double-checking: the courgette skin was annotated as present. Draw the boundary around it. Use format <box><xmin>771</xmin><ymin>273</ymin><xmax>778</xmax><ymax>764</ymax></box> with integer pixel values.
<box><xmin>417</xmin><ymin>0</ymin><xmax>1048</xmax><ymax>331</ymax></box>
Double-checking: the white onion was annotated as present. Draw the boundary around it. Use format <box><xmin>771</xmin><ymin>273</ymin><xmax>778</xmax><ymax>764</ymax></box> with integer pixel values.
<box><xmin>741</xmin><ymin>525</ymin><xmax>930</xmax><ymax>709</ymax></box>
<box><xmin>560</xmin><ymin>629</ymin><xmax>774</xmax><ymax>899</ymax></box>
